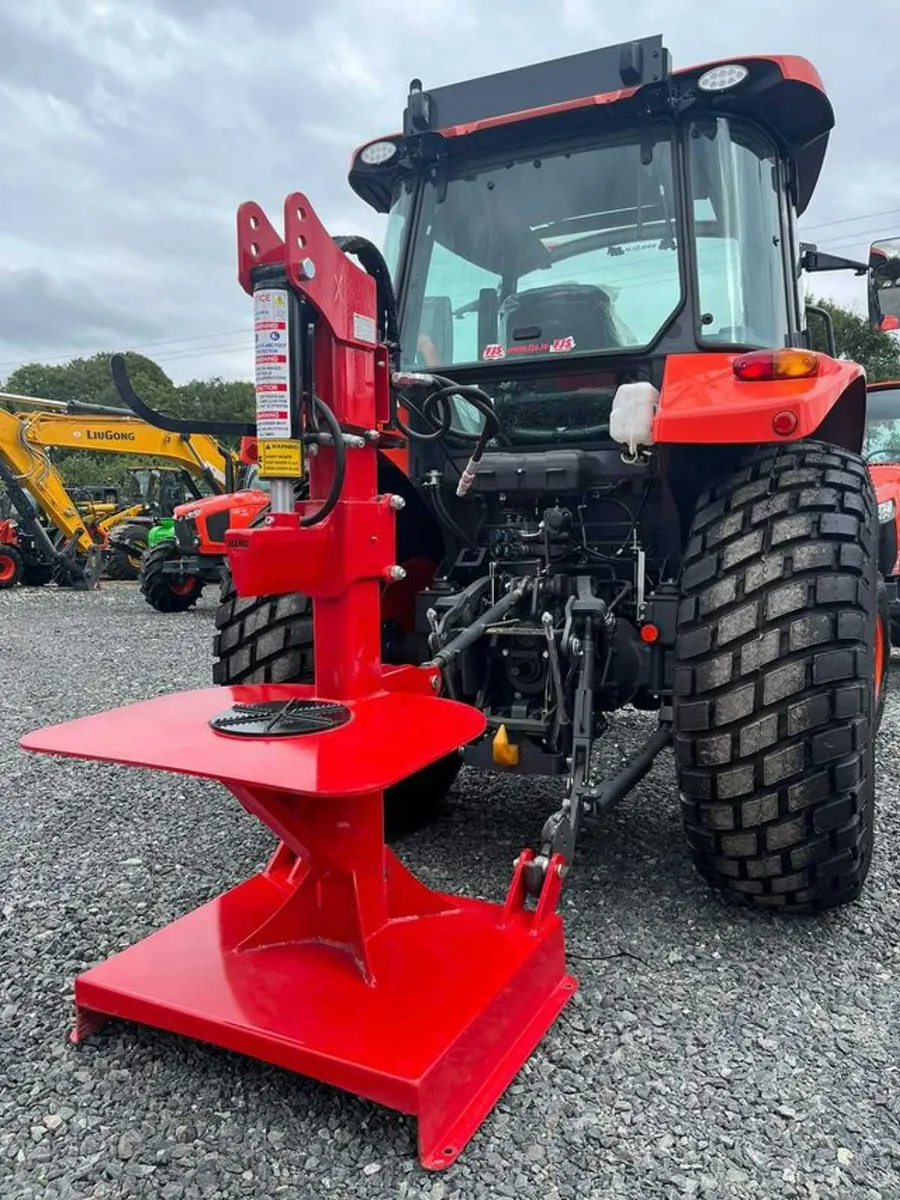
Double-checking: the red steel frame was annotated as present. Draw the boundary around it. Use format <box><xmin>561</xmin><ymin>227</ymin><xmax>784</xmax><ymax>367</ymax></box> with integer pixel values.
<box><xmin>20</xmin><ymin>193</ymin><xmax>576</xmax><ymax>1169</ymax></box>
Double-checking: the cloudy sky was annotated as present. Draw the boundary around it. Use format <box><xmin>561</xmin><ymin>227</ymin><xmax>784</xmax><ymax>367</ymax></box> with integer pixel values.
<box><xmin>0</xmin><ymin>0</ymin><xmax>897</xmax><ymax>385</ymax></box>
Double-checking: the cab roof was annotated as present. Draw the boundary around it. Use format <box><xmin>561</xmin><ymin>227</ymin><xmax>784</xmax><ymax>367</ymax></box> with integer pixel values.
<box><xmin>349</xmin><ymin>36</ymin><xmax>833</xmax><ymax>216</ymax></box>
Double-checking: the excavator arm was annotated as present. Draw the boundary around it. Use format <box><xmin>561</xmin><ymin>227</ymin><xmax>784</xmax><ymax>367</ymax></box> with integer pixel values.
<box><xmin>0</xmin><ymin>408</ymin><xmax>100</xmax><ymax>582</ymax></box>
<box><xmin>0</xmin><ymin>409</ymin><xmax>96</xmax><ymax>549</ymax></box>
<box><xmin>15</xmin><ymin>412</ymin><xmax>237</xmax><ymax>492</ymax></box>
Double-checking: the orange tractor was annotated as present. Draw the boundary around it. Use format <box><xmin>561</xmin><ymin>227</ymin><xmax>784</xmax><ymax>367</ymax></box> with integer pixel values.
<box><xmin>22</xmin><ymin>38</ymin><xmax>891</xmax><ymax>1167</ymax></box>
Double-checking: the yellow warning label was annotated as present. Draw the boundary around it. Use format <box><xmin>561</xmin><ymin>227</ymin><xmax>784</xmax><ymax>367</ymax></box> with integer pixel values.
<box><xmin>258</xmin><ymin>439</ymin><xmax>303</xmax><ymax>478</ymax></box>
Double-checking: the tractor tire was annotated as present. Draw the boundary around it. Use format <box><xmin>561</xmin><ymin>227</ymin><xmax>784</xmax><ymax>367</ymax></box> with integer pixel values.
<box><xmin>674</xmin><ymin>440</ymin><xmax>886</xmax><ymax>912</ymax></box>
<box><xmin>213</xmin><ymin>573</ymin><xmax>462</xmax><ymax>836</ymax></box>
<box><xmin>140</xmin><ymin>542</ymin><xmax>204</xmax><ymax>613</ymax></box>
<box><xmin>105</xmin><ymin>542</ymin><xmax>144</xmax><ymax>582</ymax></box>
<box><xmin>0</xmin><ymin>545</ymin><xmax>23</xmax><ymax>589</ymax></box>
<box><xmin>21</xmin><ymin>561</ymin><xmax>52</xmax><ymax>587</ymax></box>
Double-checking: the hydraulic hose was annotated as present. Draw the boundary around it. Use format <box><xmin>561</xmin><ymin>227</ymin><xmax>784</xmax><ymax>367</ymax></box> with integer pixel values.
<box><xmin>301</xmin><ymin>396</ymin><xmax>345</xmax><ymax>527</ymax></box>
<box><xmin>329</xmin><ymin>241</ymin><xmax>501</xmax><ymax>500</ymax></box>
<box><xmin>110</xmin><ymin>353</ymin><xmax>255</xmax><ymax>438</ymax></box>
<box><xmin>426</xmin><ymin>483</ymin><xmax>478</xmax><ymax>550</ymax></box>
<box><xmin>332</xmin><ymin>236</ymin><xmax>400</xmax><ymax>347</ymax></box>
<box><xmin>393</xmin><ymin>372</ymin><xmax>500</xmax><ymax>498</ymax></box>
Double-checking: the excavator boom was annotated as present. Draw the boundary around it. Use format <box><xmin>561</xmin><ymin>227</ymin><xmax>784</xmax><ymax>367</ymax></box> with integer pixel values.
<box><xmin>16</xmin><ymin>411</ymin><xmax>236</xmax><ymax>491</ymax></box>
<box><xmin>0</xmin><ymin>396</ymin><xmax>241</xmax><ymax>587</ymax></box>
<box><xmin>0</xmin><ymin>408</ymin><xmax>96</xmax><ymax>555</ymax></box>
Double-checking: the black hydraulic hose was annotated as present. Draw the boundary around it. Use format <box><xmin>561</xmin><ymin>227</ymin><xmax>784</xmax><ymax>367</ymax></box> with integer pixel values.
<box><xmin>427</xmin><ymin>484</ymin><xmax>478</xmax><ymax>551</ymax></box>
<box><xmin>110</xmin><ymin>353</ymin><xmax>255</xmax><ymax>438</ymax></box>
<box><xmin>332</xmin><ymin>236</ymin><xmax>400</xmax><ymax>347</ymax></box>
<box><xmin>421</xmin><ymin>377</ymin><xmax>498</xmax><ymax>497</ymax></box>
<box><xmin>300</xmin><ymin>396</ymin><xmax>345</xmax><ymax>527</ymax></box>
<box><xmin>395</xmin><ymin>392</ymin><xmax>452</xmax><ymax>443</ymax></box>
<box><xmin>393</xmin><ymin>372</ymin><xmax>500</xmax><ymax>499</ymax></box>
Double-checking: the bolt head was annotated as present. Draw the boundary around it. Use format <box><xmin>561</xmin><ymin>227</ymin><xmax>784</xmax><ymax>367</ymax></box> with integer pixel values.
<box><xmin>430</xmin><ymin>674</ymin><xmax>441</xmax><ymax>692</ymax></box>
<box><xmin>299</xmin><ymin>257</ymin><xmax>316</xmax><ymax>280</ymax></box>
<box><xmin>385</xmin><ymin>565</ymin><xmax>406</xmax><ymax>582</ymax></box>
<box><xmin>389</xmin><ymin>494</ymin><xmax>406</xmax><ymax>510</ymax></box>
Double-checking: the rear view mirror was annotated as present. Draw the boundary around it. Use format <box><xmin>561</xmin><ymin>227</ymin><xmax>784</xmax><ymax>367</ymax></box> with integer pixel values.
<box><xmin>418</xmin><ymin>296</ymin><xmax>453</xmax><ymax>366</ymax></box>
<box><xmin>868</xmin><ymin>237</ymin><xmax>900</xmax><ymax>332</ymax></box>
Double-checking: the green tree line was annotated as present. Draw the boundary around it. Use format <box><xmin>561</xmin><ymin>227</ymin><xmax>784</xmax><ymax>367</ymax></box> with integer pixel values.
<box><xmin>1</xmin><ymin>351</ymin><xmax>254</xmax><ymax>493</ymax></box>
<box><xmin>807</xmin><ymin>297</ymin><xmax>900</xmax><ymax>381</ymax></box>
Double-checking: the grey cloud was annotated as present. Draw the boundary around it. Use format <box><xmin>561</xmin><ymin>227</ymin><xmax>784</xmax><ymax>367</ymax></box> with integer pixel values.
<box><xmin>0</xmin><ymin>265</ymin><xmax>162</xmax><ymax>350</ymax></box>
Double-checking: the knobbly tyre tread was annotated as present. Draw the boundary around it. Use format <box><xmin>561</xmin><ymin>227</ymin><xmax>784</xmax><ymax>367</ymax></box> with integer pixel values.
<box><xmin>213</xmin><ymin>584</ymin><xmax>314</xmax><ymax>685</ymax></box>
<box><xmin>0</xmin><ymin>544</ymin><xmax>23</xmax><ymax>589</ymax></box>
<box><xmin>674</xmin><ymin>440</ymin><xmax>883</xmax><ymax>911</ymax></box>
<box><xmin>139</xmin><ymin>542</ymin><xmax>203</xmax><ymax>613</ymax></box>
<box><xmin>104</xmin><ymin>542</ymin><xmax>143</xmax><ymax>581</ymax></box>
<box><xmin>213</xmin><ymin>571</ymin><xmax>462</xmax><ymax>835</ymax></box>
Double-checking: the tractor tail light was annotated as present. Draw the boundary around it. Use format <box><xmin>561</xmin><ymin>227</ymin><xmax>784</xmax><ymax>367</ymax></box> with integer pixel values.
<box><xmin>733</xmin><ymin>349</ymin><xmax>820</xmax><ymax>381</ymax></box>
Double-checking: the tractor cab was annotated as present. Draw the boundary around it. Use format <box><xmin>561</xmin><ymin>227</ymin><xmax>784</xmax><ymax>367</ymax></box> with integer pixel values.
<box><xmin>869</xmin><ymin>237</ymin><xmax>900</xmax><ymax>332</ymax></box>
<box><xmin>864</xmin><ymin>380</ymin><xmax>900</xmax><ymax>467</ymax></box>
<box><xmin>864</xmin><ymin>380</ymin><xmax>900</xmax><ymax>625</ymax></box>
<box><xmin>351</xmin><ymin>39</ymin><xmax>835</xmax><ymax>453</ymax></box>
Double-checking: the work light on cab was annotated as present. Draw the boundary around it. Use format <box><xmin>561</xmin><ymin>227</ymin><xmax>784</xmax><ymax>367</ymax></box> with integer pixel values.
<box><xmin>697</xmin><ymin>63</ymin><xmax>749</xmax><ymax>91</ymax></box>
<box><xmin>359</xmin><ymin>140</ymin><xmax>399</xmax><ymax>166</ymax></box>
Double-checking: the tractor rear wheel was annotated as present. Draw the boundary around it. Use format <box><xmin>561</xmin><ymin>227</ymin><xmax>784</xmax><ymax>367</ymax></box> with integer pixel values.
<box><xmin>0</xmin><ymin>545</ymin><xmax>23</xmax><ymax>589</ymax></box>
<box><xmin>674</xmin><ymin>441</ymin><xmax>886</xmax><ymax>911</ymax></box>
<box><xmin>140</xmin><ymin>542</ymin><xmax>203</xmax><ymax>612</ymax></box>
<box><xmin>213</xmin><ymin>574</ymin><xmax>462</xmax><ymax>836</ymax></box>
<box><xmin>105</xmin><ymin>541</ymin><xmax>144</xmax><ymax>581</ymax></box>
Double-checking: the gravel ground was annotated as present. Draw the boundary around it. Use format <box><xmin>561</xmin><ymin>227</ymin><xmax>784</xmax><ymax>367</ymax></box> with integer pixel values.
<box><xmin>1</xmin><ymin>582</ymin><xmax>899</xmax><ymax>1200</ymax></box>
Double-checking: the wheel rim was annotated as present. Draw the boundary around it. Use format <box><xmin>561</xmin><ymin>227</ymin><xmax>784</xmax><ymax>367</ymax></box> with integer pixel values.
<box><xmin>875</xmin><ymin>613</ymin><xmax>886</xmax><ymax>701</ymax></box>
<box><xmin>0</xmin><ymin>554</ymin><xmax>15</xmax><ymax>582</ymax></box>
<box><xmin>170</xmin><ymin>577</ymin><xmax>197</xmax><ymax>596</ymax></box>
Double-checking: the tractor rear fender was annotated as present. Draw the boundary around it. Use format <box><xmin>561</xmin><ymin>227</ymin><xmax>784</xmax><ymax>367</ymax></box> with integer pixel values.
<box><xmin>377</xmin><ymin>452</ymin><xmax>443</xmax><ymax>565</ymax></box>
<box><xmin>654</xmin><ymin>353</ymin><xmax>868</xmax><ymax>562</ymax></box>
<box><xmin>654</xmin><ymin>352</ymin><xmax>866</xmax><ymax>449</ymax></box>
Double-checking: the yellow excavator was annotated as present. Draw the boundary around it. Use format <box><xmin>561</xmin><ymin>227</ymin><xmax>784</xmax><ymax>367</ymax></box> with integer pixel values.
<box><xmin>0</xmin><ymin>393</ymin><xmax>240</xmax><ymax>589</ymax></box>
